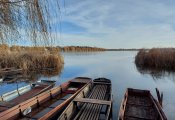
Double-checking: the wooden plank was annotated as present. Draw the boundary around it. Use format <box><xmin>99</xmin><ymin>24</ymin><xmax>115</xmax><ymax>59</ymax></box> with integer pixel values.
<box><xmin>73</xmin><ymin>95</ymin><xmax>111</xmax><ymax>105</ymax></box>
<box><xmin>93</xmin><ymin>82</ymin><xmax>111</xmax><ymax>85</ymax></box>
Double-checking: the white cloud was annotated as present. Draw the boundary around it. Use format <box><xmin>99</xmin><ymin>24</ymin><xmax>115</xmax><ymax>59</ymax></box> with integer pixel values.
<box><xmin>54</xmin><ymin>0</ymin><xmax>175</xmax><ymax>48</ymax></box>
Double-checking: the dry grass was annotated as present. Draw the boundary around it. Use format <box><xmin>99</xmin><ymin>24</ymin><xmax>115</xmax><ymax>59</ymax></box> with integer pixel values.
<box><xmin>0</xmin><ymin>44</ymin><xmax>64</xmax><ymax>72</ymax></box>
<box><xmin>135</xmin><ymin>48</ymin><xmax>175</xmax><ymax>70</ymax></box>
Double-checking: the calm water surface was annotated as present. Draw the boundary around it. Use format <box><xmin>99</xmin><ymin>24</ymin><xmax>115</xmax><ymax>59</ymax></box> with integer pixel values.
<box><xmin>1</xmin><ymin>51</ymin><xmax>175</xmax><ymax>119</ymax></box>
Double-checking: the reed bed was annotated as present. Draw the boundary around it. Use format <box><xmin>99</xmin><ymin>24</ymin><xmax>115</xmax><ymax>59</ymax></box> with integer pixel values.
<box><xmin>60</xmin><ymin>46</ymin><xmax>106</xmax><ymax>52</ymax></box>
<box><xmin>0</xmin><ymin>44</ymin><xmax>64</xmax><ymax>72</ymax></box>
<box><xmin>135</xmin><ymin>48</ymin><xmax>175</xmax><ymax>70</ymax></box>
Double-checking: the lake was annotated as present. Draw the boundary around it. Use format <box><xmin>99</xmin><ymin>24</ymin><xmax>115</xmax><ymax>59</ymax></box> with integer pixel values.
<box><xmin>1</xmin><ymin>51</ymin><xmax>175</xmax><ymax>119</ymax></box>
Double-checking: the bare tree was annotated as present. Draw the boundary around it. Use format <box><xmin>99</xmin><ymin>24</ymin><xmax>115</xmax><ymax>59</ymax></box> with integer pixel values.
<box><xmin>0</xmin><ymin>0</ymin><xmax>60</xmax><ymax>45</ymax></box>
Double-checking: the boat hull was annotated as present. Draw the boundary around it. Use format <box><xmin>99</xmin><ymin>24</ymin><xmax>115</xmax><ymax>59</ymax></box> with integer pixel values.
<box><xmin>118</xmin><ymin>88</ymin><xmax>167</xmax><ymax>120</ymax></box>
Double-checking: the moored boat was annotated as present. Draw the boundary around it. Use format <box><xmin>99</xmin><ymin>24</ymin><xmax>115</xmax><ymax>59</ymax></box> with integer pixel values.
<box><xmin>0</xmin><ymin>77</ymin><xmax>91</xmax><ymax>120</ymax></box>
<box><xmin>118</xmin><ymin>88</ymin><xmax>167</xmax><ymax>120</ymax></box>
<box><xmin>0</xmin><ymin>80</ymin><xmax>56</xmax><ymax>112</ymax></box>
<box><xmin>58</xmin><ymin>77</ymin><xmax>112</xmax><ymax>120</ymax></box>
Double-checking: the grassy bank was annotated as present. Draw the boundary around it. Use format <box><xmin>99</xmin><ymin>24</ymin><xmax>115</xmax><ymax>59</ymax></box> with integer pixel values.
<box><xmin>0</xmin><ymin>44</ymin><xmax>64</xmax><ymax>72</ymax></box>
<box><xmin>60</xmin><ymin>46</ymin><xmax>106</xmax><ymax>52</ymax></box>
<box><xmin>135</xmin><ymin>48</ymin><xmax>175</xmax><ymax>70</ymax></box>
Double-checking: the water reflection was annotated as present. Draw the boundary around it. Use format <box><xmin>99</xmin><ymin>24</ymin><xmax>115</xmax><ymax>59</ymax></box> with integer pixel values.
<box><xmin>0</xmin><ymin>64</ymin><xmax>64</xmax><ymax>94</ymax></box>
<box><xmin>136</xmin><ymin>66</ymin><xmax>175</xmax><ymax>82</ymax></box>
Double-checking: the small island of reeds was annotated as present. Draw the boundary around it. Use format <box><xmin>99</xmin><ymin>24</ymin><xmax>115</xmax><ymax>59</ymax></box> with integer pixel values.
<box><xmin>135</xmin><ymin>48</ymin><xmax>175</xmax><ymax>70</ymax></box>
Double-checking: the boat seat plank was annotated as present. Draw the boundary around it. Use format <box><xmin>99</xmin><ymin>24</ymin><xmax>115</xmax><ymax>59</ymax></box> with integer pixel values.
<box><xmin>73</xmin><ymin>97</ymin><xmax>111</xmax><ymax>105</ymax></box>
<box><xmin>93</xmin><ymin>82</ymin><xmax>111</xmax><ymax>85</ymax></box>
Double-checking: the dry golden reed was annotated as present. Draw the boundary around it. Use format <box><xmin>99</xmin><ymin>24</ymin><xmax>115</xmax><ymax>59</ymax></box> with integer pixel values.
<box><xmin>0</xmin><ymin>44</ymin><xmax>64</xmax><ymax>71</ymax></box>
<box><xmin>135</xmin><ymin>48</ymin><xmax>175</xmax><ymax>70</ymax></box>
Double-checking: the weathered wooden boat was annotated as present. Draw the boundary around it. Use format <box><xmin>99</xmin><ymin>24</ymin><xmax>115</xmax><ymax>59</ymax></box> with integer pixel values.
<box><xmin>118</xmin><ymin>88</ymin><xmax>167</xmax><ymax>120</ymax></box>
<box><xmin>58</xmin><ymin>77</ymin><xmax>112</xmax><ymax>120</ymax></box>
<box><xmin>0</xmin><ymin>77</ymin><xmax>91</xmax><ymax>120</ymax></box>
<box><xmin>0</xmin><ymin>80</ymin><xmax>56</xmax><ymax>112</ymax></box>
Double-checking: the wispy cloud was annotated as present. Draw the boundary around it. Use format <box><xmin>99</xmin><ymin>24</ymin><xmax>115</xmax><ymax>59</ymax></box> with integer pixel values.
<box><xmin>54</xmin><ymin>0</ymin><xmax>175</xmax><ymax>48</ymax></box>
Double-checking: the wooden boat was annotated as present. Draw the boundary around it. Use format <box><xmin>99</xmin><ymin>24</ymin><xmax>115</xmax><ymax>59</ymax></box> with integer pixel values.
<box><xmin>58</xmin><ymin>77</ymin><xmax>112</xmax><ymax>120</ymax></box>
<box><xmin>0</xmin><ymin>77</ymin><xmax>91</xmax><ymax>120</ymax></box>
<box><xmin>0</xmin><ymin>80</ymin><xmax>56</xmax><ymax>112</ymax></box>
<box><xmin>118</xmin><ymin>88</ymin><xmax>167</xmax><ymax>120</ymax></box>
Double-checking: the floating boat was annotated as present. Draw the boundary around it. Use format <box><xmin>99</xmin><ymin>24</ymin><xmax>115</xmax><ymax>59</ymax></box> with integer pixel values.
<box><xmin>118</xmin><ymin>88</ymin><xmax>167</xmax><ymax>120</ymax></box>
<box><xmin>0</xmin><ymin>80</ymin><xmax>56</xmax><ymax>112</ymax></box>
<box><xmin>58</xmin><ymin>78</ymin><xmax>112</xmax><ymax>120</ymax></box>
<box><xmin>0</xmin><ymin>77</ymin><xmax>91</xmax><ymax>120</ymax></box>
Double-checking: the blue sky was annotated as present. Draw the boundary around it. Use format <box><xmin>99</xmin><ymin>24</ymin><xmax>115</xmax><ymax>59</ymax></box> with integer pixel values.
<box><xmin>50</xmin><ymin>0</ymin><xmax>175</xmax><ymax>48</ymax></box>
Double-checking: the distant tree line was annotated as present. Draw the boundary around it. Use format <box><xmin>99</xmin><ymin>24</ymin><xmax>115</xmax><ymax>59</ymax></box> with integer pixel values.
<box><xmin>106</xmin><ymin>49</ymin><xmax>144</xmax><ymax>51</ymax></box>
<box><xmin>58</xmin><ymin>46</ymin><xmax>106</xmax><ymax>52</ymax></box>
